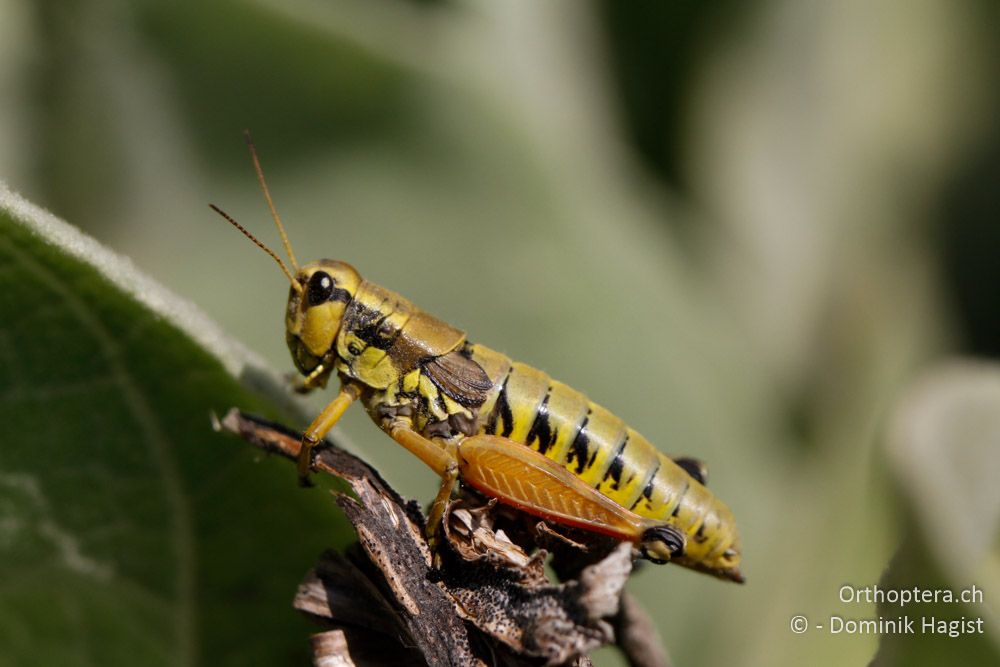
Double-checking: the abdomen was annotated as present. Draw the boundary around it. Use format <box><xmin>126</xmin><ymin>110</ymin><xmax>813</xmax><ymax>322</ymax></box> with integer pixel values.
<box><xmin>468</xmin><ymin>342</ymin><xmax>738</xmax><ymax>563</ymax></box>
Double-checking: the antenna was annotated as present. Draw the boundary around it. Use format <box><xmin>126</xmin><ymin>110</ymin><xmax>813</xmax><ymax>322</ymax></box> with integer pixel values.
<box><xmin>209</xmin><ymin>204</ymin><xmax>302</xmax><ymax>293</ymax></box>
<box><xmin>244</xmin><ymin>130</ymin><xmax>300</xmax><ymax>271</ymax></box>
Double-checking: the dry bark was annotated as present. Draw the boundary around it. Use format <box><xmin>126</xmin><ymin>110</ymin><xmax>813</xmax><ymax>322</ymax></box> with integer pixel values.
<box><xmin>216</xmin><ymin>409</ymin><xmax>671</xmax><ymax>667</ymax></box>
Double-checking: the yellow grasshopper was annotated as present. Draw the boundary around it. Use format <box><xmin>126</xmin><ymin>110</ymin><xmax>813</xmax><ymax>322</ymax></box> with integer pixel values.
<box><xmin>212</xmin><ymin>134</ymin><xmax>743</xmax><ymax>583</ymax></box>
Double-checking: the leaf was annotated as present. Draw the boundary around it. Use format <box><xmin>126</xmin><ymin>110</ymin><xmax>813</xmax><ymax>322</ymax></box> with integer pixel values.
<box><xmin>887</xmin><ymin>362</ymin><xmax>1000</xmax><ymax>589</ymax></box>
<box><xmin>0</xmin><ymin>184</ymin><xmax>354</xmax><ymax>665</ymax></box>
<box><xmin>875</xmin><ymin>361</ymin><xmax>1000</xmax><ymax>664</ymax></box>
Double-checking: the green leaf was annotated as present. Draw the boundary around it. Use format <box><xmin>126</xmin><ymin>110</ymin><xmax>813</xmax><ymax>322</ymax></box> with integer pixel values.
<box><xmin>0</xmin><ymin>184</ymin><xmax>353</xmax><ymax>666</ymax></box>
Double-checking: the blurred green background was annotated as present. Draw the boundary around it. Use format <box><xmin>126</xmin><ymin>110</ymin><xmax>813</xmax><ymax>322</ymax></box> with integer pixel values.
<box><xmin>2</xmin><ymin>1</ymin><xmax>999</xmax><ymax>665</ymax></box>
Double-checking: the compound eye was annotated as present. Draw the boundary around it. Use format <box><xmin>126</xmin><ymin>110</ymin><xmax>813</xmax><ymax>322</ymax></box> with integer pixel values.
<box><xmin>307</xmin><ymin>271</ymin><xmax>334</xmax><ymax>306</ymax></box>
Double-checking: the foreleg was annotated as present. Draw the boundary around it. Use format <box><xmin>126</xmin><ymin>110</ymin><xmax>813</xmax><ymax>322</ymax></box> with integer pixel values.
<box><xmin>298</xmin><ymin>382</ymin><xmax>363</xmax><ymax>484</ymax></box>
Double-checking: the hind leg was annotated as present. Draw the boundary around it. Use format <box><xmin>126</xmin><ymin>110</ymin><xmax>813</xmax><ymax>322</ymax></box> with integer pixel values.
<box><xmin>456</xmin><ymin>435</ymin><xmax>687</xmax><ymax>562</ymax></box>
<box><xmin>454</xmin><ymin>435</ymin><xmax>652</xmax><ymax>541</ymax></box>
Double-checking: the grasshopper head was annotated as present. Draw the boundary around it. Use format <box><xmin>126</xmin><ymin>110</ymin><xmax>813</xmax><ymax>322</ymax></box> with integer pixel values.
<box><xmin>286</xmin><ymin>260</ymin><xmax>361</xmax><ymax>377</ymax></box>
<box><xmin>212</xmin><ymin>134</ymin><xmax>363</xmax><ymax>384</ymax></box>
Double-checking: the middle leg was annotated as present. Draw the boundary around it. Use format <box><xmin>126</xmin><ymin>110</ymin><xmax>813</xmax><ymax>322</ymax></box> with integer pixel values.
<box><xmin>387</xmin><ymin>420</ymin><xmax>459</xmax><ymax>540</ymax></box>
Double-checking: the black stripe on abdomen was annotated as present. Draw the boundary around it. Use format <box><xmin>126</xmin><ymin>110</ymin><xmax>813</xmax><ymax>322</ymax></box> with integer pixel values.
<box><xmin>565</xmin><ymin>410</ymin><xmax>592</xmax><ymax>475</ymax></box>
<box><xmin>630</xmin><ymin>459</ymin><xmax>661</xmax><ymax>510</ymax></box>
<box><xmin>487</xmin><ymin>368</ymin><xmax>514</xmax><ymax>437</ymax></box>
<box><xmin>601</xmin><ymin>433</ymin><xmax>629</xmax><ymax>490</ymax></box>
<box><xmin>525</xmin><ymin>386</ymin><xmax>557</xmax><ymax>455</ymax></box>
